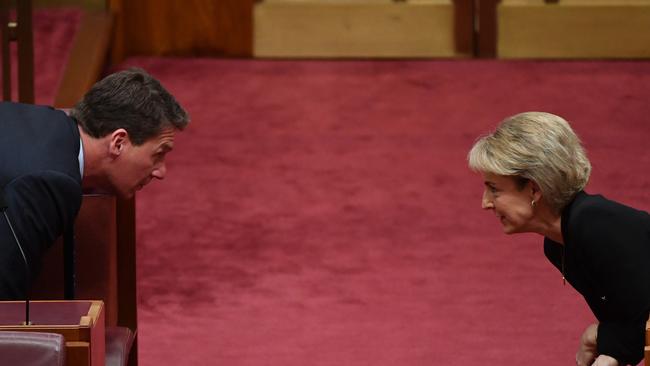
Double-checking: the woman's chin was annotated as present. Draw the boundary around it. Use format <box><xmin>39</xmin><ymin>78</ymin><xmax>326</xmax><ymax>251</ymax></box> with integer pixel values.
<box><xmin>501</xmin><ymin>223</ymin><xmax>517</xmax><ymax>235</ymax></box>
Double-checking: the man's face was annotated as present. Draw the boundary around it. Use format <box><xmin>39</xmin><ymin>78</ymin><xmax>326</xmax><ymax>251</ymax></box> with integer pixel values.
<box><xmin>108</xmin><ymin>128</ymin><xmax>176</xmax><ymax>199</ymax></box>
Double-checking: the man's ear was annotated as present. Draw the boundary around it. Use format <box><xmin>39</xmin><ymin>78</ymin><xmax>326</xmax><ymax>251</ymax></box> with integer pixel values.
<box><xmin>108</xmin><ymin>129</ymin><xmax>130</xmax><ymax>158</ymax></box>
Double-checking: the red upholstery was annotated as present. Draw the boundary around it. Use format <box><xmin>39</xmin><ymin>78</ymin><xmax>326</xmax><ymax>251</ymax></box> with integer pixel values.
<box><xmin>106</xmin><ymin>326</ymin><xmax>135</xmax><ymax>366</ymax></box>
<box><xmin>0</xmin><ymin>331</ymin><xmax>65</xmax><ymax>366</ymax></box>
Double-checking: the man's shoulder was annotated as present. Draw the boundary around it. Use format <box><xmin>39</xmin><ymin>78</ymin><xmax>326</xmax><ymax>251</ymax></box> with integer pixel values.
<box><xmin>0</xmin><ymin>101</ymin><xmax>70</xmax><ymax>123</ymax></box>
<box><xmin>0</xmin><ymin>102</ymin><xmax>81</xmax><ymax>187</ymax></box>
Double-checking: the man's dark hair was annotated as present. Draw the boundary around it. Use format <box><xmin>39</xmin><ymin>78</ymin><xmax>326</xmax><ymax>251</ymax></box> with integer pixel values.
<box><xmin>71</xmin><ymin>68</ymin><xmax>189</xmax><ymax>145</ymax></box>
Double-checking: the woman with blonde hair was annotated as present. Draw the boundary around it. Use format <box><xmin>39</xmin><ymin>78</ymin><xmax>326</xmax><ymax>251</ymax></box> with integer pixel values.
<box><xmin>468</xmin><ymin>112</ymin><xmax>650</xmax><ymax>366</ymax></box>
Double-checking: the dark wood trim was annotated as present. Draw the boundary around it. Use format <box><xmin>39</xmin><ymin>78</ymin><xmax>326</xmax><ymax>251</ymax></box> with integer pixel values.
<box><xmin>477</xmin><ymin>0</ymin><xmax>501</xmax><ymax>58</ymax></box>
<box><xmin>53</xmin><ymin>10</ymin><xmax>113</xmax><ymax>108</ymax></box>
<box><xmin>453</xmin><ymin>0</ymin><xmax>475</xmax><ymax>57</ymax></box>
<box><xmin>115</xmin><ymin>197</ymin><xmax>136</xmax><ymax>330</ymax></box>
<box><xmin>1</xmin><ymin>0</ymin><xmax>34</xmax><ymax>103</ymax></box>
<box><xmin>116</xmin><ymin>196</ymin><xmax>138</xmax><ymax>366</ymax></box>
<box><xmin>0</xmin><ymin>0</ymin><xmax>11</xmax><ymax>101</ymax></box>
<box><xmin>16</xmin><ymin>0</ymin><xmax>33</xmax><ymax>103</ymax></box>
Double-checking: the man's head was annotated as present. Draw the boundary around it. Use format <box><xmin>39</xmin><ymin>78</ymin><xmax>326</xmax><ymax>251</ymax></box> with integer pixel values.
<box><xmin>72</xmin><ymin>68</ymin><xmax>190</xmax><ymax>198</ymax></box>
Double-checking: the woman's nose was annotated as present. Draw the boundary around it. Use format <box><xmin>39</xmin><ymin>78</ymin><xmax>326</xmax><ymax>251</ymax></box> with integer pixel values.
<box><xmin>481</xmin><ymin>190</ymin><xmax>494</xmax><ymax>210</ymax></box>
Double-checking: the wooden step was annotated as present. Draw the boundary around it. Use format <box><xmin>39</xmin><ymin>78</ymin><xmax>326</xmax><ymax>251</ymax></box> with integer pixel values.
<box><xmin>497</xmin><ymin>0</ymin><xmax>650</xmax><ymax>58</ymax></box>
<box><xmin>254</xmin><ymin>0</ymin><xmax>459</xmax><ymax>58</ymax></box>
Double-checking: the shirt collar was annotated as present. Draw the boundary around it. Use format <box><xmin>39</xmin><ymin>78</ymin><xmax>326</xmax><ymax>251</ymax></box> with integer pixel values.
<box><xmin>78</xmin><ymin>137</ymin><xmax>84</xmax><ymax>177</ymax></box>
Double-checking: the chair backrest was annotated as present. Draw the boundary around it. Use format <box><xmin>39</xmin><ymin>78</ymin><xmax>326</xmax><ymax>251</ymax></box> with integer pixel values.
<box><xmin>0</xmin><ymin>331</ymin><xmax>66</xmax><ymax>366</ymax></box>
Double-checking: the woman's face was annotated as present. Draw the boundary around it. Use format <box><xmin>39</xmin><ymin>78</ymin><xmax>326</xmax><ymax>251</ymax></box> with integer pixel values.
<box><xmin>481</xmin><ymin>172</ymin><xmax>536</xmax><ymax>234</ymax></box>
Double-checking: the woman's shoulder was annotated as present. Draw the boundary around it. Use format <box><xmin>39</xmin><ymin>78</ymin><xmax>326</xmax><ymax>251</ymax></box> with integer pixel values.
<box><xmin>566</xmin><ymin>191</ymin><xmax>650</xmax><ymax>234</ymax></box>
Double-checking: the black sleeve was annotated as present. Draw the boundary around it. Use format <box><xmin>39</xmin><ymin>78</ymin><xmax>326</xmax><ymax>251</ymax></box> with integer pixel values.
<box><xmin>0</xmin><ymin>171</ymin><xmax>82</xmax><ymax>299</ymax></box>
<box><xmin>572</xmin><ymin>202</ymin><xmax>650</xmax><ymax>365</ymax></box>
<box><xmin>597</xmin><ymin>321</ymin><xmax>646</xmax><ymax>365</ymax></box>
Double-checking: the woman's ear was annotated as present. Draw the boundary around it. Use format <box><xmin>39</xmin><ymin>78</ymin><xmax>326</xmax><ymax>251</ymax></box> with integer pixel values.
<box><xmin>530</xmin><ymin>180</ymin><xmax>543</xmax><ymax>202</ymax></box>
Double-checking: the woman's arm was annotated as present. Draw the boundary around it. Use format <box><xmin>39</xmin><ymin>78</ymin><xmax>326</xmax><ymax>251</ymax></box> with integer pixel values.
<box><xmin>571</xmin><ymin>198</ymin><xmax>650</xmax><ymax>365</ymax></box>
<box><xmin>576</xmin><ymin>323</ymin><xmax>598</xmax><ymax>366</ymax></box>
<box><xmin>576</xmin><ymin>324</ymin><xmax>620</xmax><ymax>366</ymax></box>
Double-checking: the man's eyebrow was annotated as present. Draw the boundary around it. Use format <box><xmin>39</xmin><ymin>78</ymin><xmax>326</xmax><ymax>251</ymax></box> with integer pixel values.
<box><xmin>484</xmin><ymin>181</ymin><xmax>496</xmax><ymax>187</ymax></box>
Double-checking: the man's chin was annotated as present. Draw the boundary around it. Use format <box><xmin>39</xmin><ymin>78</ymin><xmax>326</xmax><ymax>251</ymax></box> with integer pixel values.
<box><xmin>121</xmin><ymin>193</ymin><xmax>135</xmax><ymax>200</ymax></box>
<box><xmin>119</xmin><ymin>189</ymin><xmax>136</xmax><ymax>200</ymax></box>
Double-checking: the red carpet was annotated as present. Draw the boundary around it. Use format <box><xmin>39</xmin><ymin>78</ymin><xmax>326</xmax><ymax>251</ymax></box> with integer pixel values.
<box><xmin>110</xmin><ymin>58</ymin><xmax>650</xmax><ymax>365</ymax></box>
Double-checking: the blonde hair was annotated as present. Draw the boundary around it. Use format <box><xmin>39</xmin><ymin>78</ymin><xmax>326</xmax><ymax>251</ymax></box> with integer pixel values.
<box><xmin>468</xmin><ymin>112</ymin><xmax>591</xmax><ymax>213</ymax></box>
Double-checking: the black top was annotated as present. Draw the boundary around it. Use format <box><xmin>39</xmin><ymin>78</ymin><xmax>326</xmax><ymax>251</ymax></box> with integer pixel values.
<box><xmin>545</xmin><ymin>191</ymin><xmax>650</xmax><ymax>365</ymax></box>
<box><xmin>0</xmin><ymin>102</ymin><xmax>82</xmax><ymax>300</ymax></box>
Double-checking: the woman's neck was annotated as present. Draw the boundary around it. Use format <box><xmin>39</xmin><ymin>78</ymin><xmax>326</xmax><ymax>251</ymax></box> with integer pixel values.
<box><xmin>532</xmin><ymin>204</ymin><xmax>564</xmax><ymax>244</ymax></box>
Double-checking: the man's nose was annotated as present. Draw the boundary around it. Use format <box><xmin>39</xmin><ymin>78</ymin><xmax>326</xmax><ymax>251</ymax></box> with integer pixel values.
<box><xmin>152</xmin><ymin>163</ymin><xmax>167</xmax><ymax>180</ymax></box>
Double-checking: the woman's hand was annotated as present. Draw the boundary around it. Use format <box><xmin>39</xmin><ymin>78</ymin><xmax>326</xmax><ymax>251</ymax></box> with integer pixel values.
<box><xmin>591</xmin><ymin>355</ymin><xmax>618</xmax><ymax>366</ymax></box>
<box><xmin>575</xmin><ymin>323</ymin><xmax>598</xmax><ymax>366</ymax></box>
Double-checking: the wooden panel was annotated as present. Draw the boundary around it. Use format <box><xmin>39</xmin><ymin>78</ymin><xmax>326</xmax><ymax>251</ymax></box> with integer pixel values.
<box><xmin>0</xmin><ymin>0</ymin><xmax>12</xmax><ymax>101</ymax></box>
<box><xmin>453</xmin><ymin>0</ymin><xmax>475</xmax><ymax>56</ymax></box>
<box><xmin>74</xmin><ymin>195</ymin><xmax>118</xmax><ymax>327</ymax></box>
<box><xmin>32</xmin><ymin>195</ymin><xmax>119</xmax><ymax>327</ymax></box>
<box><xmin>34</xmin><ymin>0</ymin><xmax>105</xmax><ymax>10</ymax></box>
<box><xmin>0</xmin><ymin>300</ymin><xmax>105</xmax><ymax>366</ymax></box>
<box><xmin>67</xmin><ymin>342</ymin><xmax>91</xmax><ymax>366</ymax></box>
<box><xmin>115</xmin><ymin>198</ymin><xmax>135</xmax><ymax>329</ymax></box>
<box><xmin>53</xmin><ymin>11</ymin><xmax>113</xmax><ymax>108</ymax></box>
<box><xmin>109</xmin><ymin>0</ymin><xmax>253</xmax><ymax>62</ymax></box>
<box><xmin>254</xmin><ymin>0</ymin><xmax>459</xmax><ymax>58</ymax></box>
<box><xmin>16</xmin><ymin>0</ymin><xmax>34</xmax><ymax>103</ymax></box>
<box><xmin>115</xmin><ymin>197</ymin><xmax>137</xmax><ymax>366</ymax></box>
<box><xmin>0</xmin><ymin>0</ymin><xmax>34</xmax><ymax>103</ymax></box>
<box><xmin>498</xmin><ymin>0</ymin><xmax>650</xmax><ymax>58</ymax></box>
<box><xmin>476</xmin><ymin>0</ymin><xmax>500</xmax><ymax>57</ymax></box>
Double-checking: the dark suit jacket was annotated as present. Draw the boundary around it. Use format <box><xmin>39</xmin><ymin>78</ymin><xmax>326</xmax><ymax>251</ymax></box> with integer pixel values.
<box><xmin>0</xmin><ymin>102</ymin><xmax>82</xmax><ymax>300</ymax></box>
<box><xmin>545</xmin><ymin>191</ymin><xmax>650</xmax><ymax>365</ymax></box>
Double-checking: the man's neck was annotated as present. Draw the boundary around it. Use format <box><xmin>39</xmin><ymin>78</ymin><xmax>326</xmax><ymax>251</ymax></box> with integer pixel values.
<box><xmin>78</xmin><ymin>125</ymin><xmax>108</xmax><ymax>192</ymax></box>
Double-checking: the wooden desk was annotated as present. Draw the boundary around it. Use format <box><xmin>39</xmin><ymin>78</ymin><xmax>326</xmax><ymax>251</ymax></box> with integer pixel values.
<box><xmin>0</xmin><ymin>300</ymin><xmax>105</xmax><ymax>366</ymax></box>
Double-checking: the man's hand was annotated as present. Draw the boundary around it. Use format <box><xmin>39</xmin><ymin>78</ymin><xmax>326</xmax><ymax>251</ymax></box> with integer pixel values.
<box><xmin>591</xmin><ymin>355</ymin><xmax>618</xmax><ymax>366</ymax></box>
<box><xmin>575</xmin><ymin>323</ymin><xmax>598</xmax><ymax>366</ymax></box>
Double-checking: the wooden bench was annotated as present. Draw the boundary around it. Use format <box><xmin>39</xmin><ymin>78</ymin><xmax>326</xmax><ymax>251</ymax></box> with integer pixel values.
<box><xmin>496</xmin><ymin>0</ymin><xmax>650</xmax><ymax>58</ymax></box>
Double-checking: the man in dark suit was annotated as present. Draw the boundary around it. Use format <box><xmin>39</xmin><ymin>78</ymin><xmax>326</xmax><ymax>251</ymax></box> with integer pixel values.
<box><xmin>0</xmin><ymin>68</ymin><xmax>189</xmax><ymax>300</ymax></box>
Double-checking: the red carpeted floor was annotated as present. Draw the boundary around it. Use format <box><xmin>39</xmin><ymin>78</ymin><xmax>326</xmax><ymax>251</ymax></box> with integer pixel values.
<box><xmin>110</xmin><ymin>58</ymin><xmax>650</xmax><ymax>365</ymax></box>
<box><xmin>26</xmin><ymin>9</ymin><xmax>650</xmax><ymax>365</ymax></box>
